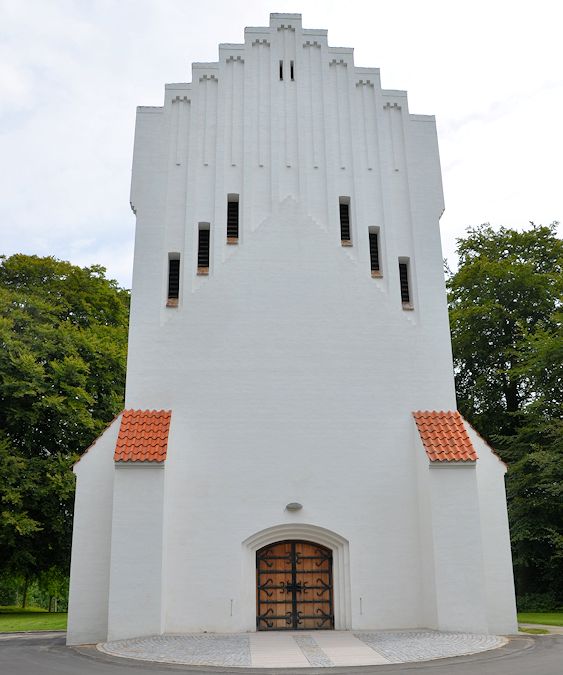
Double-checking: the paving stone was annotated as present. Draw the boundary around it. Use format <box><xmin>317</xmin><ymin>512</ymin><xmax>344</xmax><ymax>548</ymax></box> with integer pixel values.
<box><xmin>249</xmin><ymin>633</ymin><xmax>309</xmax><ymax>668</ymax></box>
<box><xmin>312</xmin><ymin>631</ymin><xmax>390</xmax><ymax>666</ymax></box>
<box><xmin>354</xmin><ymin>630</ymin><xmax>507</xmax><ymax>663</ymax></box>
<box><xmin>98</xmin><ymin>629</ymin><xmax>507</xmax><ymax>668</ymax></box>
<box><xmin>99</xmin><ymin>634</ymin><xmax>251</xmax><ymax>667</ymax></box>
<box><xmin>293</xmin><ymin>635</ymin><xmax>334</xmax><ymax>667</ymax></box>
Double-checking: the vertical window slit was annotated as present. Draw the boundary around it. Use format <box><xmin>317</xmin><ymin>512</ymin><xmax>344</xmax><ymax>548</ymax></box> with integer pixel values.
<box><xmin>339</xmin><ymin>198</ymin><xmax>351</xmax><ymax>245</ymax></box>
<box><xmin>227</xmin><ymin>196</ymin><xmax>239</xmax><ymax>244</ymax></box>
<box><xmin>369</xmin><ymin>229</ymin><xmax>381</xmax><ymax>277</ymax></box>
<box><xmin>399</xmin><ymin>260</ymin><xmax>412</xmax><ymax>308</ymax></box>
<box><xmin>290</xmin><ymin>60</ymin><xmax>294</xmax><ymax>81</ymax></box>
<box><xmin>279</xmin><ymin>60</ymin><xmax>284</xmax><ymax>81</ymax></box>
<box><xmin>197</xmin><ymin>225</ymin><xmax>210</xmax><ymax>275</ymax></box>
<box><xmin>167</xmin><ymin>255</ymin><xmax>180</xmax><ymax>307</ymax></box>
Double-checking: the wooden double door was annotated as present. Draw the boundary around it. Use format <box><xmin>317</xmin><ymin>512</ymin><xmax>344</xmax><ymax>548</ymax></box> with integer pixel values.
<box><xmin>256</xmin><ymin>540</ymin><xmax>334</xmax><ymax>630</ymax></box>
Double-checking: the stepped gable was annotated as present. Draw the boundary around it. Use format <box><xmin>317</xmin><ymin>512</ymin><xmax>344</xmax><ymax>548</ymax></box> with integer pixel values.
<box><xmin>413</xmin><ymin>410</ymin><xmax>478</xmax><ymax>462</ymax></box>
<box><xmin>114</xmin><ymin>409</ymin><xmax>172</xmax><ymax>462</ymax></box>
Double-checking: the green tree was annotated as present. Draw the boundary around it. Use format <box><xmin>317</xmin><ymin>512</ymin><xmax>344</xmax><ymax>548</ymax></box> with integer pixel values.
<box><xmin>0</xmin><ymin>254</ymin><xmax>129</xmax><ymax>594</ymax></box>
<box><xmin>503</xmin><ymin>418</ymin><xmax>563</xmax><ymax>603</ymax></box>
<box><xmin>448</xmin><ymin>223</ymin><xmax>562</xmax><ymax>440</ymax></box>
<box><xmin>447</xmin><ymin>223</ymin><xmax>563</xmax><ymax>604</ymax></box>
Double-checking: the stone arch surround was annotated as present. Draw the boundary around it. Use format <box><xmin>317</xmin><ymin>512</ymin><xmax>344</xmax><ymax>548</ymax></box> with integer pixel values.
<box><xmin>241</xmin><ymin>523</ymin><xmax>351</xmax><ymax>630</ymax></box>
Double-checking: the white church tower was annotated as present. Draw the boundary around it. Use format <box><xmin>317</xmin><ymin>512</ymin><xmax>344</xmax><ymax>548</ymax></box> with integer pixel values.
<box><xmin>67</xmin><ymin>13</ymin><xmax>517</xmax><ymax>644</ymax></box>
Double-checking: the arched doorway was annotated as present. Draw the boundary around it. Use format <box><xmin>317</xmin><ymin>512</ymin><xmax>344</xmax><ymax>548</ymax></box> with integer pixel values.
<box><xmin>256</xmin><ymin>540</ymin><xmax>334</xmax><ymax>630</ymax></box>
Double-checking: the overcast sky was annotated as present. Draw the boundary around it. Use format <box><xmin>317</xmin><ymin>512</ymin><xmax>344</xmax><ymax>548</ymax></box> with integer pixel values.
<box><xmin>1</xmin><ymin>0</ymin><xmax>561</xmax><ymax>287</ymax></box>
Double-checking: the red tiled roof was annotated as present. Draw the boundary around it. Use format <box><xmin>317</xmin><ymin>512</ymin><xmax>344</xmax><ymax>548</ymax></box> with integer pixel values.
<box><xmin>413</xmin><ymin>410</ymin><xmax>478</xmax><ymax>462</ymax></box>
<box><xmin>114</xmin><ymin>409</ymin><xmax>171</xmax><ymax>462</ymax></box>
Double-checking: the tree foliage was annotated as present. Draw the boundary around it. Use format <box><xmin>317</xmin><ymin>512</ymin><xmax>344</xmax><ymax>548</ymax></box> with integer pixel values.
<box><xmin>0</xmin><ymin>254</ymin><xmax>129</xmax><ymax>586</ymax></box>
<box><xmin>448</xmin><ymin>223</ymin><xmax>563</xmax><ymax>604</ymax></box>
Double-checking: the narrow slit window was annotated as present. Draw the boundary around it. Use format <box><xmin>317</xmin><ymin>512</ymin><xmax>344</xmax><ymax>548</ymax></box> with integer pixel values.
<box><xmin>279</xmin><ymin>60</ymin><xmax>284</xmax><ymax>81</ymax></box>
<box><xmin>197</xmin><ymin>225</ymin><xmax>210</xmax><ymax>275</ymax></box>
<box><xmin>339</xmin><ymin>198</ymin><xmax>351</xmax><ymax>245</ymax></box>
<box><xmin>399</xmin><ymin>260</ymin><xmax>412</xmax><ymax>308</ymax></box>
<box><xmin>167</xmin><ymin>255</ymin><xmax>180</xmax><ymax>306</ymax></box>
<box><xmin>290</xmin><ymin>60</ymin><xmax>295</xmax><ymax>81</ymax></box>
<box><xmin>369</xmin><ymin>229</ymin><xmax>381</xmax><ymax>277</ymax></box>
<box><xmin>227</xmin><ymin>196</ymin><xmax>239</xmax><ymax>244</ymax></box>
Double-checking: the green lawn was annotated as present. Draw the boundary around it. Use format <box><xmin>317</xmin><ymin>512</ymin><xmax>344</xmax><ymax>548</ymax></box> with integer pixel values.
<box><xmin>0</xmin><ymin>607</ymin><xmax>67</xmax><ymax>632</ymax></box>
<box><xmin>518</xmin><ymin>612</ymin><xmax>563</xmax><ymax>627</ymax></box>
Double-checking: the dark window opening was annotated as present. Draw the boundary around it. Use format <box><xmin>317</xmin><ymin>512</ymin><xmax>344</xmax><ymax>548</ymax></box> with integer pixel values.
<box><xmin>339</xmin><ymin>200</ymin><xmax>351</xmax><ymax>245</ymax></box>
<box><xmin>279</xmin><ymin>60</ymin><xmax>284</xmax><ymax>81</ymax></box>
<box><xmin>167</xmin><ymin>256</ymin><xmax>180</xmax><ymax>306</ymax></box>
<box><xmin>290</xmin><ymin>60</ymin><xmax>295</xmax><ymax>81</ymax></box>
<box><xmin>399</xmin><ymin>261</ymin><xmax>411</xmax><ymax>306</ymax></box>
<box><xmin>168</xmin><ymin>259</ymin><xmax>180</xmax><ymax>298</ymax></box>
<box><xmin>369</xmin><ymin>230</ymin><xmax>381</xmax><ymax>276</ymax></box>
<box><xmin>227</xmin><ymin>198</ymin><xmax>239</xmax><ymax>243</ymax></box>
<box><xmin>197</xmin><ymin>227</ymin><xmax>210</xmax><ymax>275</ymax></box>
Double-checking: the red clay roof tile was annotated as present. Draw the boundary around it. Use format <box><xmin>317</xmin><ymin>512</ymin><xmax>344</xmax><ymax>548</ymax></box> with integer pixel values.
<box><xmin>114</xmin><ymin>409</ymin><xmax>171</xmax><ymax>462</ymax></box>
<box><xmin>412</xmin><ymin>410</ymin><xmax>478</xmax><ymax>462</ymax></box>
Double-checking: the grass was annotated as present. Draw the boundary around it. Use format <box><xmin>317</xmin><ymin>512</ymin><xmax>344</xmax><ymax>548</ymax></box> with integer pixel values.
<box><xmin>517</xmin><ymin>612</ymin><xmax>563</xmax><ymax>627</ymax></box>
<box><xmin>519</xmin><ymin>627</ymin><xmax>550</xmax><ymax>634</ymax></box>
<box><xmin>0</xmin><ymin>606</ymin><xmax>67</xmax><ymax>632</ymax></box>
